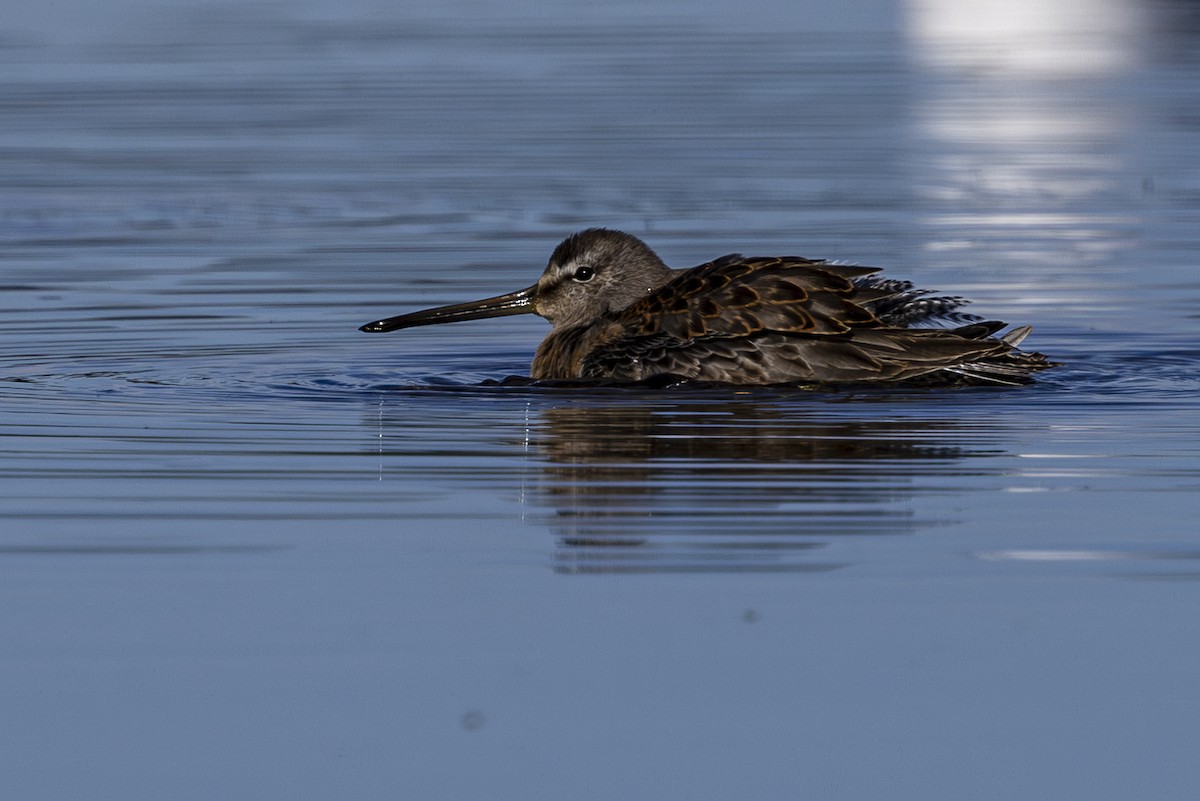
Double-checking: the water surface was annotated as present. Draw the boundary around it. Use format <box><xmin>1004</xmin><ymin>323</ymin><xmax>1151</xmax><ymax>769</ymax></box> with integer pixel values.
<box><xmin>3</xmin><ymin>2</ymin><xmax>1199</xmax><ymax>799</ymax></box>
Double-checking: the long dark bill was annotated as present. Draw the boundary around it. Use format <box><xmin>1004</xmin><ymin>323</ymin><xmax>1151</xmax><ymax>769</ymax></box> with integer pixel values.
<box><xmin>359</xmin><ymin>285</ymin><xmax>538</xmax><ymax>333</ymax></box>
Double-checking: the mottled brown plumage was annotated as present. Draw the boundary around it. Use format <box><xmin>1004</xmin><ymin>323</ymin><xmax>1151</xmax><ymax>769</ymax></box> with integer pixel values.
<box><xmin>360</xmin><ymin>228</ymin><xmax>1056</xmax><ymax>386</ymax></box>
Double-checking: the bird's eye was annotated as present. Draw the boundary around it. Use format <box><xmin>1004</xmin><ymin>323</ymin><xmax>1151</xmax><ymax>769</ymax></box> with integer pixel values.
<box><xmin>572</xmin><ymin>266</ymin><xmax>596</xmax><ymax>283</ymax></box>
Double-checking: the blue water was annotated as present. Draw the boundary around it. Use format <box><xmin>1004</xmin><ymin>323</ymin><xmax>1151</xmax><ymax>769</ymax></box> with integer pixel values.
<box><xmin>3</xmin><ymin>1</ymin><xmax>1200</xmax><ymax>799</ymax></box>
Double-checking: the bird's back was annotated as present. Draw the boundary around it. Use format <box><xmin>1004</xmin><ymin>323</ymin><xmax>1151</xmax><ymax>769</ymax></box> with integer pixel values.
<box><xmin>530</xmin><ymin>254</ymin><xmax>1055</xmax><ymax>386</ymax></box>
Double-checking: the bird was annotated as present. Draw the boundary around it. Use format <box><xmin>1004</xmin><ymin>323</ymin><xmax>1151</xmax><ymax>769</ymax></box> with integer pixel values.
<box><xmin>359</xmin><ymin>228</ymin><xmax>1055</xmax><ymax>386</ymax></box>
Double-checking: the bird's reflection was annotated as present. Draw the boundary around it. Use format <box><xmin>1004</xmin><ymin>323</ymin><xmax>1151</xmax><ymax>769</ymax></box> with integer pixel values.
<box><xmin>370</xmin><ymin>390</ymin><xmax>1006</xmax><ymax>574</ymax></box>
<box><xmin>523</xmin><ymin>396</ymin><xmax>1000</xmax><ymax>574</ymax></box>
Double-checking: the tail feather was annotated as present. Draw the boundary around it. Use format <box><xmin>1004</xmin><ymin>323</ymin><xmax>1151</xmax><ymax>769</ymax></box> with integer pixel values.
<box><xmin>949</xmin><ymin>320</ymin><xmax>1008</xmax><ymax>339</ymax></box>
<box><xmin>1001</xmin><ymin>324</ymin><xmax>1033</xmax><ymax>347</ymax></box>
<box><xmin>855</xmin><ymin>274</ymin><xmax>1055</xmax><ymax>386</ymax></box>
<box><xmin>941</xmin><ymin>362</ymin><xmax>1038</xmax><ymax>387</ymax></box>
<box><xmin>856</xmin><ymin>277</ymin><xmax>983</xmax><ymax>327</ymax></box>
<box><xmin>936</xmin><ymin>324</ymin><xmax>1056</xmax><ymax>386</ymax></box>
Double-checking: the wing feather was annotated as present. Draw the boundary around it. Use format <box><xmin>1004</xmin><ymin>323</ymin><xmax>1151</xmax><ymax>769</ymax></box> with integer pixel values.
<box><xmin>616</xmin><ymin>255</ymin><xmax>882</xmax><ymax>341</ymax></box>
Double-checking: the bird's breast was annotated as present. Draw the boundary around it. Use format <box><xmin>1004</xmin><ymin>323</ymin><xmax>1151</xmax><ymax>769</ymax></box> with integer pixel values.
<box><xmin>530</xmin><ymin>326</ymin><xmax>587</xmax><ymax>380</ymax></box>
<box><xmin>530</xmin><ymin>322</ymin><xmax>627</xmax><ymax>380</ymax></box>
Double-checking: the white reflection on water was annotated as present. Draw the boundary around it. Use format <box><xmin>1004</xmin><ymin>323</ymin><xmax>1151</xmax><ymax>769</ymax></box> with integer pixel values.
<box><xmin>977</xmin><ymin>549</ymin><xmax>1200</xmax><ymax>561</ymax></box>
<box><xmin>900</xmin><ymin>0</ymin><xmax>1174</xmax><ymax>352</ymax></box>
<box><xmin>906</xmin><ymin>0</ymin><xmax>1146</xmax><ymax>74</ymax></box>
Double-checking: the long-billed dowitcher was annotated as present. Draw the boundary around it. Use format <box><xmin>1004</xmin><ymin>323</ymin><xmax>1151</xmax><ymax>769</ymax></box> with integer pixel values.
<box><xmin>360</xmin><ymin>228</ymin><xmax>1055</xmax><ymax>386</ymax></box>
